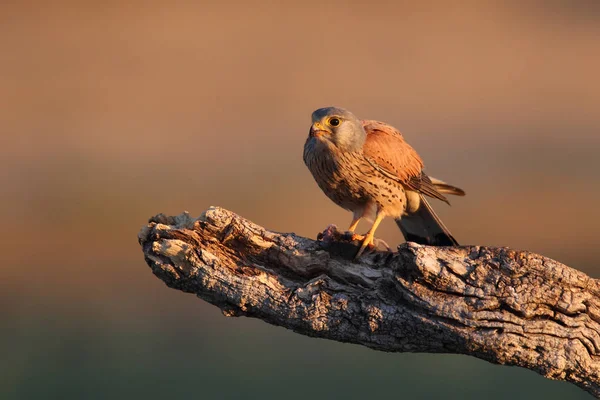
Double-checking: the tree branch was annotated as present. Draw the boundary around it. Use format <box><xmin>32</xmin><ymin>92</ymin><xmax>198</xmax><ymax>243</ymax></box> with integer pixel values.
<box><xmin>138</xmin><ymin>207</ymin><xmax>600</xmax><ymax>397</ymax></box>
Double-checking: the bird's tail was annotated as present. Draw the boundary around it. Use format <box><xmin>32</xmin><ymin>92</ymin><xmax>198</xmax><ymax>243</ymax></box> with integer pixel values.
<box><xmin>396</xmin><ymin>195</ymin><xmax>459</xmax><ymax>246</ymax></box>
<box><xmin>429</xmin><ymin>177</ymin><xmax>466</xmax><ymax>197</ymax></box>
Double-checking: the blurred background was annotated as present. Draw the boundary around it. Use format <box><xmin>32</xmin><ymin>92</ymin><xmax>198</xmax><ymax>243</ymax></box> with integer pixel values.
<box><xmin>2</xmin><ymin>1</ymin><xmax>599</xmax><ymax>399</ymax></box>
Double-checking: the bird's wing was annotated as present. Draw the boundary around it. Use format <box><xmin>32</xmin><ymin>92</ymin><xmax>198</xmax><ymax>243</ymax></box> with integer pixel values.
<box><xmin>361</xmin><ymin>120</ymin><xmax>450</xmax><ymax>204</ymax></box>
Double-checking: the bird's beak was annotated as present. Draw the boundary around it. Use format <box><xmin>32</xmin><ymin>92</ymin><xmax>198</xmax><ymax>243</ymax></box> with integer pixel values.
<box><xmin>309</xmin><ymin>122</ymin><xmax>330</xmax><ymax>138</ymax></box>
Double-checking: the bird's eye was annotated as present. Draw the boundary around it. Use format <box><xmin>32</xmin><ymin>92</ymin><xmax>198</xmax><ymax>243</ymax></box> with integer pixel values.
<box><xmin>328</xmin><ymin>117</ymin><xmax>341</xmax><ymax>127</ymax></box>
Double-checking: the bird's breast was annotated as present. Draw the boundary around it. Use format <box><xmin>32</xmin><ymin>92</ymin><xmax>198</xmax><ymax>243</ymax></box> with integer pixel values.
<box><xmin>303</xmin><ymin>141</ymin><xmax>372</xmax><ymax>211</ymax></box>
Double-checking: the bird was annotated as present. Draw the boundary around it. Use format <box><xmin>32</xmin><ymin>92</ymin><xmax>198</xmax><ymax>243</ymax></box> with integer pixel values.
<box><xmin>303</xmin><ymin>106</ymin><xmax>465</xmax><ymax>258</ymax></box>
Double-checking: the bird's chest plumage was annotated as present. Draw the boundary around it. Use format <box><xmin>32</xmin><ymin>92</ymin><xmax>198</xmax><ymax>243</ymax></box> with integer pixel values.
<box><xmin>303</xmin><ymin>138</ymin><xmax>406</xmax><ymax>216</ymax></box>
<box><xmin>304</xmin><ymin>139</ymin><xmax>367</xmax><ymax>209</ymax></box>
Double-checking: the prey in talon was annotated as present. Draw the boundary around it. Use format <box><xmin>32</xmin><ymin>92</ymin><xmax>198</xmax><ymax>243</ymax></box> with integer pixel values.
<box><xmin>303</xmin><ymin>107</ymin><xmax>465</xmax><ymax>259</ymax></box>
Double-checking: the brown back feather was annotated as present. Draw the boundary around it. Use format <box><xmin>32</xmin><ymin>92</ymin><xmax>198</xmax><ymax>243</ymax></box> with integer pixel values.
<box><xmin>361</xmin><ymin>120</ymin><xmax>449</xmax><ymax>203</ymax></box>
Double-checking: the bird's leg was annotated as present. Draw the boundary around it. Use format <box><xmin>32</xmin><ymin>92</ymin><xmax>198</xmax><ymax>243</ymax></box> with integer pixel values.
<box><xmin>348</xmin><ymin>217</ymin><xmax>361</xmax><ymax>233</ymax></box>
<box><xmin>347</xmin><ymin>213</ymin><xmax>364</xmax><ymax>241</ymax></box>
<box><xmin>355</xmin><ymin>212</ymin><xmax>385</xmax><ymax>259</ymax></box>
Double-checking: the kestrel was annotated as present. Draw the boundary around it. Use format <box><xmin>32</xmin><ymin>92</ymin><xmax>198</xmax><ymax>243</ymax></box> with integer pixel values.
<box><xmin>303</xmin><ymin>106</ymin><xmax>465</xmax><ymax>258</ymax></box>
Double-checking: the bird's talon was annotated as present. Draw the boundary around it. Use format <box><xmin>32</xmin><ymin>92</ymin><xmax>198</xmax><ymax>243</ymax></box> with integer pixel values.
<box><xmin>354</xmin><ymin>237</ymin><xmax>376</xmax><ymax>259</ymax></box>
<box><xmin>350</xmin><ymin>233</ymin><xmax>366</xmax><ymax>242</ymax></box>
<box><xmin>373</xmin><ymin>238</ymin><xmax>391</xmax><ymax>251</ymax></box>
<box><xmin>354</xmin><ymin>235</ymin><xmax>391</xmax><ymax>259</ymax></box>
<box><xmin>354</xmin><ymin>244</ymin><xmax>375</xmax><ymax>259</ymax></box>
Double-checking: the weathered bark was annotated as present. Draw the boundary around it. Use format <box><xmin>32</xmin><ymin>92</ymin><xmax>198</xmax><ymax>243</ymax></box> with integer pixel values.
<box><xmin>138</xmin><ymin>206</ymin><xmax>600</xmax><ymax>397</ymax></box>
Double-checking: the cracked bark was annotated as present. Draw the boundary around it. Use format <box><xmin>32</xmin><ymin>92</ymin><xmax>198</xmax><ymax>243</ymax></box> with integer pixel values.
<box><xmin>138</xmin><ymin>207</ymin><xmax>600</xmax><ymax>397</ymax></box>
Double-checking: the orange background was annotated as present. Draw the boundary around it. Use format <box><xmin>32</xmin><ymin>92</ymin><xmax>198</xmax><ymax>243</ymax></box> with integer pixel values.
<box><xmin>2</xmin><ymin>2</ymin><xmax>599</xmax><ymax>399</ymax></box>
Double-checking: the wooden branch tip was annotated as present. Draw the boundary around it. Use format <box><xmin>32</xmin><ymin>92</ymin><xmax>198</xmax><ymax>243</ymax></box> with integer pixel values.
<box><xmin>139</xmin><ymin>206</ymin><xmax>600</xmax><ymax>397</ymax></box>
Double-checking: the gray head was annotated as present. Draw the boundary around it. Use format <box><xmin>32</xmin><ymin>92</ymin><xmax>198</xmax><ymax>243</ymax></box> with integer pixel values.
<box><xmin>309</xmin><ymin>106</ymin><xmax>366</xmax><ymax>151</ymax></box>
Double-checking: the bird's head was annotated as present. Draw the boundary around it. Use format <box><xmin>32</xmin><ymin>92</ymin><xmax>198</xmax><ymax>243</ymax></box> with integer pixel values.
<box><xmin>309</xmin><ymin>107</ymin><xmax>366</xmax><ymax>151</ymax></box>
